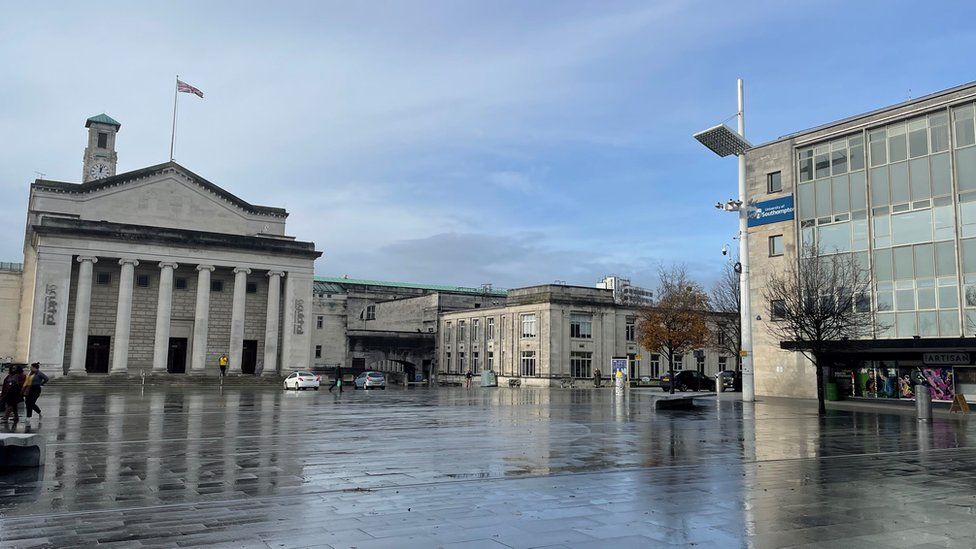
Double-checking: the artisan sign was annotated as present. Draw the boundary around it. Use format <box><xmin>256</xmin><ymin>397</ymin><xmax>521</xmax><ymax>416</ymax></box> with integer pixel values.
<box><xmin>748</xmin><ymin>195</ymin><xmax>795</xmax><ymax>227</ymax></box>
<box><xmin>923</xmin><ymin>352</ymin><xmax>970</xmax><ymax>365</ymax></box>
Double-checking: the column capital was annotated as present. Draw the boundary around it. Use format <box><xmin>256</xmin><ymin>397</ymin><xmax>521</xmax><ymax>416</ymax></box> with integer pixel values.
<box><xmin>267</xmin><ymin>270</ymin><xmax>286</xmax><ymax>278</ymax></box>
<box><xmin>158</xmin><ymin>261</ymin><xmax>179</xmax><ymax>270</ymax></box>
<box><xmin>196</xmin><ymin>264</ymin><xmax>215</xmax><ymax>272</ymax></box>
<box><xmin>233</xmin><ymin>267</ymin><xmax>252</xmax><ymax>275</ymax></box>
<box><xmin>76</xmin><ymin>256</ymin><xmax>98</xmax><ymax>264</ymax></box>
<box><xmin>118</xmin><ymin>258</ymin><xmax>139</xmax><ymax>267</ymax></box>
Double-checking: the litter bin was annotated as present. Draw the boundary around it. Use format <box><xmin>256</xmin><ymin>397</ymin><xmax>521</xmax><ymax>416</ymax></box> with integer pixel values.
<box><xmin>825</xmin><ymin>382</ymin><xmax>839</xmax><ymax>401</ymax></box>
<box><xmin>916</xmin><ymin>384</ymin><xmax>932</xmax><ymax>421</ymax></box>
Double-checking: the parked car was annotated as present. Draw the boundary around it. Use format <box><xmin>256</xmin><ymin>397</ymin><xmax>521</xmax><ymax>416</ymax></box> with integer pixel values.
<box><xmin>716</xmin><ymin>369</ymin><xmax>742</xmax><ymax>391</ymax></box>
<box><xmin>284</xmin><ymin>371</ymin><xmax>320</xmax><ymax>391</ymax></box>
<box><xmin>659</xmin><ymin>370</ymin><xmax>715</xmax><ymax>392</ymax></box>
<box><xmin>354</xmin><ymin>371</ymin><xmax>387</xmax><ymax>390</ymax></box>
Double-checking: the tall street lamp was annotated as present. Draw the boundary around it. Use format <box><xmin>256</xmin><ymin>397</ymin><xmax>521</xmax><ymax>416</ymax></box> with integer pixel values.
<box><xmin>693</xmin><ymin>78</ymin><xmax>755</xmax><ymax>402</ymax></box>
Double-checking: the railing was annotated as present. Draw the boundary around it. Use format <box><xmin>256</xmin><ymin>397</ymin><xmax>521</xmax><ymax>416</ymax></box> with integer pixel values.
<box><xmin>0</xmin><ymin>262</ymin><xmax>24</xmax><ymax>272</ymax></box>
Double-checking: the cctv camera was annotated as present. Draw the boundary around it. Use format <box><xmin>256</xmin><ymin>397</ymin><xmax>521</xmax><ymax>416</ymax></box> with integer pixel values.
<box><xmin>721</xmin><ymin>244</ymin><xmax>728</xmax><ymax>256</ymax></box>
<box><xmin>715</xmin><ymin>202</ymin><xmax>723</xmax><ymax>209</ymax></box>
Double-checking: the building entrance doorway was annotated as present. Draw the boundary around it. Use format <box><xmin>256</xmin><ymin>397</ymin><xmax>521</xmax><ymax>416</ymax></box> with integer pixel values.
<box><xmin>242</xmin><ymin>340</ymin><xmax>258</xmax><ymax>375</ymax></box>
<box><xmin>167</xmin><ymin>338</ymin><xmax>188</xmax><ymax>373</ymax></box>
<box><xmin>85</xmin><ymin>336</ymin><xmax>110</xmax><ymax>373</ymax></box>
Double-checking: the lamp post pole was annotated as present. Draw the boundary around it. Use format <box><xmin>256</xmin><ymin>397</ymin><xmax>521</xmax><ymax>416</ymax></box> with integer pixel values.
<box><xmin>737</xmin><ymin>78</ymin><xmax>755</xmax><ymax>402</ymax></box>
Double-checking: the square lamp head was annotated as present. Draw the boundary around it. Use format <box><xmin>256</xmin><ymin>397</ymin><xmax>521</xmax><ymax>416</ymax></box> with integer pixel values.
<box><xmin>693</xmin><ymin>124</ymin><xmax>751</xmax><ymax>157</ymax></box>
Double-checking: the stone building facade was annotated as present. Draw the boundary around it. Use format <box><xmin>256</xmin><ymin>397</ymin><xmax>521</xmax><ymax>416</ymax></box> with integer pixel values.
<box><xmin>3</xmin><ymin>114</ymin><xmax>320</xmax><ymax>377</ymax></box>
<box><xmin>438</xmin><ymin>284</ymin><xmax>731</xmax><ymax>387</ymax></box>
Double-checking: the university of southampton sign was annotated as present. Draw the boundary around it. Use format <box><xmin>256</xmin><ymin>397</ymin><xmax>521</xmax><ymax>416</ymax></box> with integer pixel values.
<box><xmin>748</xmin><ymin>195</ymin><xmax>795</xmax><ymax>227</ymax></box>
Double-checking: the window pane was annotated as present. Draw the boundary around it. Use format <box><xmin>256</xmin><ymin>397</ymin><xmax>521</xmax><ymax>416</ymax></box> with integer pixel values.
<box><xmin>850</xmin><ymin>171</ymin><xmax>866</xmax><ymax>210</ymax></box>
<box><xmin>909</xmin><ymin>158</ymin><xmax>931</xmax><ymax>200</ymax></box>
<box><xmin>877</xmin><ymin>291</ymin><xmax>894</xmax><ymax>311</ymax></box>
<box><xmin>874</xmin><ymin>248</ymin><xmax>893</xmax><ymax>281</ymax></box>
<box><xmin>909</xmin><ymin>128</ymin><xmax>928</xmax><ymax>158</ymax></box>
<box><xmin>939</xmin><ymin>286</ymin><xmax>959</xmax><ymax>309</ymax></box>
<box><xmin>957</xmin><ymin>147</ymin><xmax>976</xmax><ymax>191</ymax></box>
<box><xmin>931</xmin><ymin>121</ymin><xmax>950</xmax><ymax>153</ymax></box>
<box><xmin>891</xmin><ymin>209</ymin><xmax>932</xmax><ymax>246</ymax></box>
<box><xmin>815</xmin><ymin>179</ymin><xmax>831</xmax><ymax>217</ymax></box>
<box><xmin>939</xmin><ymin>310</ymin><xmax>960</xmax><ymax>336</ymax></box>
<box><xmin>767</xmin><ymin>171</ymin><xmax>782</xmax><ymax>193</ymax></box>
<box><xmin>815</xmin><ymin>153</ymin><xmax>830</xmax><ymax>179</ymax></box>
<box><xmin>937</xmin><ymin>241</ymin><xmax>957</xmax><ymax>276</ymax></box>
<box><xmin>889</xmin><ymin>162</ymin><xmax>909</xmax><ymax>204</ymax></box>
<box><xmin>931</xmin><ymin>153</ymin><xmax>951</xmax><ymax>196</ymax></box>
<box><xmin>869</xmin><ymin>129</ymin><xmax>887</xmax><ymax>166</ymax></box>
<box><xmin>850</xmin><ymin>144</ymin><xmax>865</xmax><ymax>171</ymax></box>
<box><xmin>918</xmin><ymin>286</ymin><xmax>937</xmax><ymax>309</ymax></box>
<box><xmin>818</xmin><ymin>223</ymin><xmax>851</xmax><ymax>253</ymax></box>
<box><xmin>934</xmin><ymin>205</ymin><xmax>955</xmax><ymax>241</ymax></box>
<box><xmin>961</xmin><ymin>200</ymin><xmax>976</xmax><ymax>238</ymax></box>
<box><xmin>955</xmin><ymin>105</ymin><xmax>975</xmax><ymax>147</ymax></box>
<box><xmin>798</xmin><ymin>182</ymin><xmax>815</xmax><ymax>220</ymax></box>
<box><xmin>918</xmin><ymin>311</ymin><xmax>938</xmax><ymax>336</ymax></box>
<box><xmin>853</xmin><ymin>219</ymin><xmax>868</xmax><ymax>251</ymax></box>
<box><xmin>893</xmin><ymin>246</ymin><xmax>914</xmax><ymax>279</ymax></box>
<box><xmin>831</xmin><ymin>175</ymin><xmax>850</xmax><ymax>214</ymax></box>
<box><xmin>798</xmin><ymin>150</ymin><xmax>813</xmax><ymax>182</ymax></box>
<box><xmin>870</xmin><ymin>167</ymin><xmax>889</xmax><ymax>206</ymax></box>
<box><xmin>889</xmin><ymin>132</ymin><xmax>907</xmax><ymax>163</ymax></box>
<box><xmin>915</xmin><ymin>243</ymin><xmax>935</xmax><ymax>278</ymax></box>
<box><xmin>896</xmin><ymin>312</ymin><xmax>917</xmax><ymax>337</ymax></box>
<box><xmin>831</xmin><ymin>149</ymin><xmax>847</xmax><ymax>175</ymax></box>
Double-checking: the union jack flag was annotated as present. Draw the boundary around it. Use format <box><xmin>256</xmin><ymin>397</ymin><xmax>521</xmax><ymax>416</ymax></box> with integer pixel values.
<box><xmin>177</xmin><ymin>79</ymin><xmax>204</xmax><ymax>98</ymax></box>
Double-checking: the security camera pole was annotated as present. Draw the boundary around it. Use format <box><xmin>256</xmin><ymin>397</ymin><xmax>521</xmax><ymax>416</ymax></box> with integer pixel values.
<box><xmin>694</xmin><ymin>78</ymin><xmax>755</xmax><ymax>402</ymax></box>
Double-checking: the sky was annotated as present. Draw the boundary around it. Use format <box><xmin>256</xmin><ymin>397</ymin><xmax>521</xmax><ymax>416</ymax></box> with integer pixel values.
<box><xmin>3</xmin><ymin>1</ymin><xmax>976</xmax><ymax>291</ymax></box>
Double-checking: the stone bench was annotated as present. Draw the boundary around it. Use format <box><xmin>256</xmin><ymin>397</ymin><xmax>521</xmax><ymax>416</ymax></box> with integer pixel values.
<box><xmin>0</xmin><ymin>433</ymin><xmax>46</xmax><ymax>467</ymax></box>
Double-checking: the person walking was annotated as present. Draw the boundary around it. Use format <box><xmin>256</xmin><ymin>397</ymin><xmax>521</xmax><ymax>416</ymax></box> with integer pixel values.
<box><xmin>1</xmin><ymin>365</ymin><xmax>26</xmax><ymax>423</ymax></box>
<box><xmin>22</xmin><ymin>362</ymin><xmax>48</xmax><ymax>422</ymax></box>
<box><xmin>218</xmin><ymin>354</ymin><xmax>228</xmax><ymax>377</ymax></box>
<box><xmin>593</xmin><ymin>368</ymin><xmax>602</xmax><ymax>388</ymax></box>
<box><xmin>465</xmin><ymin>369</ymin><xmax>473</xmax><ymax>388</ymax></box>
<box><xmin>329</xmin><ymin>366</ymin><xmax>343</xmax><ymax>393</ymax></box>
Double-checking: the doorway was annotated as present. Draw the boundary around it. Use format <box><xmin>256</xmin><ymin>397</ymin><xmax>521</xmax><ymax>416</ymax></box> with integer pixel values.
<box><xmin>242</xmin><ymin>340</ymin><xmax>258</xmax><ymax>375</ymax></box>
<box><xmin>167</xmin><ymin>338</ymin><xmax>188</xmax><ymax>373</ymax></box>
<box><xmin>85</xmin><ymin>336</ymin><xmax>110</xmax><ymax>373</ymax></box>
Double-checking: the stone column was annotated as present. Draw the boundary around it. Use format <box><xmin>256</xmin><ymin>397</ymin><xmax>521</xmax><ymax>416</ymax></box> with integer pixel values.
<box><xmin>228</xmin><ymin>267</ymin><xmax>251</xmax><ymax>374</ymax></box>
<box><xmin>281</xmin><ymin>272</ymin><xmax>313</xmax><ymax>372</ymax></box>
<box><xmin>110</xmin><ymin>258</ymin><xmax>139</xmax><ymax>374</ymax></box>
<box><xmin>261</xmin><ymin>271</ymin><xmax>284</xmax><ymax>376</ymax></box>
<box><xmin>67</xmin><ymin>256</ymin><xmax>98</xmax><ymax>376</ymax></box>
<box><xmin>190</xmin><ymin>265</ymin><xmax>215</xmax><ymax>374</ymax></box>
<box><xmin>151</xmin><ymin>262</ymin><xmax>179</xmax><ymax>374</ymax></box>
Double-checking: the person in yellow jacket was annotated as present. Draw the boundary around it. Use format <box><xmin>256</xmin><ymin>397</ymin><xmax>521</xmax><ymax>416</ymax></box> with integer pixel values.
<box><xmin>218</xmin><ymin>354</ymin><xmax>228</xmax><ymax>376</ymax></box>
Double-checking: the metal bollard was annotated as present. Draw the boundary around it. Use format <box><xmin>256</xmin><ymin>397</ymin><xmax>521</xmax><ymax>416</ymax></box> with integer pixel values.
<box><xmin>916</xmin><ymin>384</ymin><xmax>932</xmax><ymax>421</ymax></box>
<box><xmin>717</xmin><ymin>373</ymin><xmax>726</xmax><ymax>393</ymax></box>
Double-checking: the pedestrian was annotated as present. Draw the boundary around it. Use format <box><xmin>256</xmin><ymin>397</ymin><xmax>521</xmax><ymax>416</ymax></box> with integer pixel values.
<box><xmin>218</xmin><ymin>354</ymin><xmax>228</xmax><ymax>377</ymax></box>
<box><xmin>465</xmin><ymin>369</ymin><xmax>473</xmax><ymax>388</ymax></box>
<box><xmin>329</xmin><ymin>366</ymin><xmax>343</xmax><ymax>393</ymax></box>
<box><xmin>1</xmin><ymin>365</ymin><xmax>26</xmax><ymax>423</ymax></box>
<box><xmin>22</xmin><ymin>362</ymin><xmax>48</xmax><ymax>422</ymax></box>
<box><xmin>593</xmin><ymin>368</ymin><xmax>601</xmax><ymax>388</ymax></box>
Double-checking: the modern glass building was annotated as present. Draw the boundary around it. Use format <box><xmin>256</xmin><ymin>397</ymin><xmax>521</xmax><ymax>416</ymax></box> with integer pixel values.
<box><xmin>746</xmin><ymin>81</ymin><xmax>976</xmax><ymax>404</ymax></box>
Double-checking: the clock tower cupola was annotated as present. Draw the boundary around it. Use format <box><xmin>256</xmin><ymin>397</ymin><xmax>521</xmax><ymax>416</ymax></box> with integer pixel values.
<box><xmin>82</xmin><ymin>113</ymin><xmax>121</xmax><ymax>182</ymax></box>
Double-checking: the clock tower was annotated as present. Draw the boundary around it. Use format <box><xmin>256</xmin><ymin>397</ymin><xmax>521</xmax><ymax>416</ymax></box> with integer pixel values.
<box><xmin>82</xmin><ymin>113</ymin><xmax>121</xmax><ymax>182</ymax></box>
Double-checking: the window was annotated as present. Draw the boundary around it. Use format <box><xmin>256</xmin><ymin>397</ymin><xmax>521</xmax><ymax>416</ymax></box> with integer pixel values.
<box><xmin>767</xmin><ymin>171</ymin><xmax>782</xmax><ymax>193</ymax></box>
<box><xmin>625</xmin><ymin>320</ymin><xmax>636</xmax><ymax>342</ymax></box>
<box><xmin>365</xmin><ymin>305</ymin><xmax>375</xmax><ymax>320</ymax></box>
<box><xmin>136</xmin><ymin>274</ymin><xmax>150</xmax><ymax>288</ymax></box>
<box><xmin>459</xmin><ymin>352</ymin><xmax>466</xmax><ymax>372</ymax></box>
<box><xmin>696</xmin><ymin>353</ymin><xmax>705</xmax><ymax>373</ymax></box>
<box><xmin>650</xmin><ymin>354</ymin><xmax>660</xmax><ymax>377</ymax></box>
<box><xmin>316</xmin><ymin>315</ymin><xmax>324</xmax><ymax>329</ymax></box>
<box><xmin>569</xmin><ymin>313</ymin><xmax>592</xmax><ymax>338</ymax></box>
<box><xmin>445</xmin><ymin>321</ymin><xmax>452</xmax><ymax>341</ymax></box>
<box><xmin>97</xmin><ymin>132</ymin><xmax>108</xmax><ymax>149</ymax></box>
<box><xmin>769</xmin><ymin>235</ymin><xmax>784</xmax><ymax>256</ymax></box>
<box><xmin>717</xmin><ymin>325</ymin><xmax>727</xmax><ymax>345</ymax></box>
<box><xmin>718</xmin><ymin>356</ymin><xmax>728</xmax><ymax>370</ymax></box>
<box><xmin>487</xmin><ymin>351</ymin><xmax>494</xmax><ymax>372</ymax></box>
<box><xmin>521</xmin><ymin>314</ymin><xmax>537</xmax><ymax>338</ymax></box>
<box><xmin>673</xmin><ymin>354</ymin><xmax>684</xmax><ymax>369</ymax></box>
<box><xmin>96</xmin><ymin>272</ymin><xmax>111</xmax><ymax>285</ymax></box>
<box><xmin>175</xmin><ymin>277</ymin><xmax>187</xmax><ymax>290</ymax></box>
<box><xmin>314</xmin><ymin>345</ymin><xmax>322</xmax><ymax>359</ymax></box>
<box><xmin>472</xmin><ymin>319</ymin><xmax>480</xmax><ymax>340</ymax></box>
<box><xmin>472</xmin><ymin>351</ymin><xmax>480</xmax><ymax>373</ymax></box>
<box><xmin>771</xmin><ymin>299</ymin><xmax>787</xmax><ymax>319</ymax></box>
<box><xmin>520</xmin><ymin>351</ymin><xmax>537</xmax><ymax>376</ymax></box>
<box><xmin>211</xmin><ymin>280</ymin><xmax>224</xmax><ymax>292</ymax></box>
<box><xmin>486</xmin><ymin>318</ymin><xmax>495</xmax><ymax>340</ymax></box>
<box><xmin>246</xmin><ymin>282</ymin><xmax>257</xmax><ymax>294</ymax></box>
<box><xmin>628</xmin><ymin>353</ymin><xmax>639</xmax><ymax>378</ymax></box>
<box><xmin>458</xmin><ymin>320</ymin><xmax>466</xmax><ymax>342</ymax></box>
<box><xmin>446</xmin><ymin>352</ymin><xmax>452</xmax><ymax>372</ymax></box>
<box><xmin>570</xmin><ymin>351</ymin><xmax>592</xmax><ymax>378</ymax></box>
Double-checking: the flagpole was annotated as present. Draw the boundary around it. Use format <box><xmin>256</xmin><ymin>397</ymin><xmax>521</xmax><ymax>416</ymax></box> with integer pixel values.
<box><xmin>169</xmin><ymin>75</ymin><xmax>178</xmax><ymax>161</ymax></box>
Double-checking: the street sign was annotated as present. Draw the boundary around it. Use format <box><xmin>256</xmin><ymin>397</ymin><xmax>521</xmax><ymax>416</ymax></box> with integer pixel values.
<box><xmin>739</xmin><ymin>350</ymin><xmax>749</xmax><ymax>357</ymax></box>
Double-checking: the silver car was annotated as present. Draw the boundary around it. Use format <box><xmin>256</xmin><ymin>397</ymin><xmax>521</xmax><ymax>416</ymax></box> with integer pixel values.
<box><xmin>354</xmin><ymin>371</ymin><xmax>386</xmax><ymax>390</ymax></box>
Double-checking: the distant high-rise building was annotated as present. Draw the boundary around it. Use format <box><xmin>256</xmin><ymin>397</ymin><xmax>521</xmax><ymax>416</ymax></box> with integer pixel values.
<box><xmin>596</xmin><ymin>275</ymin><xmax>653</xmax><ymax>306</ymax></box>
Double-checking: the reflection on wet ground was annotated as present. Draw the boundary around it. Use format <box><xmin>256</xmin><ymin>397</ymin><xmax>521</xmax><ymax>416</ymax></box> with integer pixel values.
<box><xmin>0</xmin><ymin>386</ymin><xmax>974</xmax><ymax>547</ymax></box>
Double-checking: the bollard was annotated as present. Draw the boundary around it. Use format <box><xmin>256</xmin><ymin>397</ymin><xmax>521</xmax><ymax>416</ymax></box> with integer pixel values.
<box><xmin>916</xmin><ymin>384</ymin><xmax>932</xmax><ymax>421</ymax></box>
<box><xmin>717</xmin><ymin>372</ymin><xmax>726</xmax><ymax>393</ymax></box>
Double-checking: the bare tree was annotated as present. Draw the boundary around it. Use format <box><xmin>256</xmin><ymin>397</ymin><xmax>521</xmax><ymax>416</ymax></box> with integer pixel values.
<box><xmin>710</xmin><ymin>259</ymin><xmax>742</xmax><ymax>370</ymax></box>
<box><xmin>762</xmin><ymin>245</ymin><xmax>874</xmax><ymax>415</ymax></box>
<box><xmin>637</xmin><ymin>265</ymin><xmax>710</xmax><ymax>394</ymax></box>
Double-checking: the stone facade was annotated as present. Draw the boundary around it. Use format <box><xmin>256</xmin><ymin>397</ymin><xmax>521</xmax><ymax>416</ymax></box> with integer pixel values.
<box><xmin>0</xmin><ymin>265</ymin><xmax>22</xmax><ymax>359</ymax></box>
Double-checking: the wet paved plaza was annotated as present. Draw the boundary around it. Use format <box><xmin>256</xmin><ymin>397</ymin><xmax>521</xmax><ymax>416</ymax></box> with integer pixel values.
<box><xmin>1</xmin><ymin>385</ymin><xmax>976</xmax><ymax>547</ymax></box>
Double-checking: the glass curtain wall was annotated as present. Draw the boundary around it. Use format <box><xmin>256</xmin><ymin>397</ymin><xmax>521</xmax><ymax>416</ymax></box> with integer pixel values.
<box><xmin>796</xmin><ymin>108</ymin><xmax>963</xmax><ymax>339</ymax></box>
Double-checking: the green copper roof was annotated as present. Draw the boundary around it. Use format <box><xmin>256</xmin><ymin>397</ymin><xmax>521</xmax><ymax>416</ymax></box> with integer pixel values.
<box><xmin>86</xmin><ymin>113</ymin><xmax>121</xmax><ymax>128</ymax></box>
<box><xmin>314</xmin><ymin>276</ymin><xmax>507</xmax><ymax>296</ymax></box>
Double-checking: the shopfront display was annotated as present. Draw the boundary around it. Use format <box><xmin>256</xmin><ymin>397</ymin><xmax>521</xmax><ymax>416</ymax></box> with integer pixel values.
<box><xmin>850</xmin><ymin>361</ymin><xmax>954</xmax><ymax>402</ymax></box>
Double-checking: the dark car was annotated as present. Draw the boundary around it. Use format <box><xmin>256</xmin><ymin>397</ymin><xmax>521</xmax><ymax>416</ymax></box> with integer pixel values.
<box><xmin>659</xmin><ymin>370</ymin><xmax>715</xmax><ymax>392</ymax></box>
<box><xmin>716</xmin><ymin>369</ymin><xmax>742</xmax><ymax>391</ymax></box>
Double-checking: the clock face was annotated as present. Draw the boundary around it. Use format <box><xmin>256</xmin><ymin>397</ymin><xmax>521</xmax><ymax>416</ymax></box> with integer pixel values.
<box><xmin>89</xmin><ymin>162</ymin><xmax>111</xmax><ymax>180</ymax></box>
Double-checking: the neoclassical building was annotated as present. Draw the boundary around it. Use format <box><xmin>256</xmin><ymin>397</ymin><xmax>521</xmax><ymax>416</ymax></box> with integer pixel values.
<box><xmin>3</xmin><ymin>114</ymin><xmax>320</xmax><ymax>376</ymax></box>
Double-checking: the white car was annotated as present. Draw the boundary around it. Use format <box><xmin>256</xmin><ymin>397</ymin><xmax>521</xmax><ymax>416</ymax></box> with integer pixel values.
<box><xmin>284</xmin><ymin>371</ymin><xmax>320</xmax><ymax>390</ymax></box>
<box><xmin>354</xmin><ymin>371</ymin><xmax>387</xmax><ymax>390</ymax></box>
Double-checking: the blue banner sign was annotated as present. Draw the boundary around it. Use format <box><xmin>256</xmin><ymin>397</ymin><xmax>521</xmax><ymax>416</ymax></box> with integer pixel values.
<box><xmin>748</xmin><ymin>195</ymin><xmax>794</xmax><ymax>227</ymax></box>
